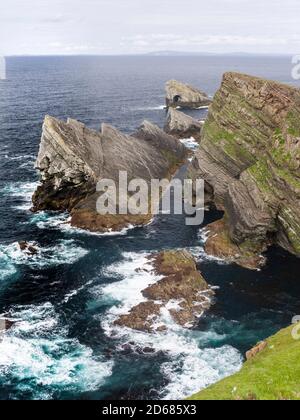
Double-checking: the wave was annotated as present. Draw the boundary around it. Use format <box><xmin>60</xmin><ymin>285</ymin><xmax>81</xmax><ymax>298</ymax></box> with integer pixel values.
<box><xmin>30</xmin><ymin>210</ymin><xmax>136</xmax><ymax>237</ymax></box>
<box><xmin>188</xmin><ymin>228</ymin><xmax>229</xmax><ymax>265</ymax></box>
<box><xmin>0</xmin><ymin>302</ymin><xmax>113</xmax><ymax>399</ymax></box>
<box><xmin>180</xmin><ymin>137</ymin><xmax>199</xmax><ymax>151</ymax></box>
<box><xmin>0</xmin><ymin>181</ymin><xmax>39</xmax><ymax>211</ymax></box>
<box><xmin>0</xmin><ymin>240</ymin><xmax>89</xmax><ymax>280</ymax></box>
<box><xmin>93</xmin><ymin>251</ymin><xmax>242</xmax><ymax>400</ymax></box>
<box><xmin>133</xmin><ymin>105</ymin><xmax>166</xmax><ymax>111</ymax></box>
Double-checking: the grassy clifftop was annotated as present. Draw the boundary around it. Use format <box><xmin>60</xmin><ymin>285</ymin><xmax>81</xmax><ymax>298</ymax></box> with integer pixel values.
<box><xmin>189</xmin><ymin>325</ymin><xmax>300</xmax><ymax>400</ymax></box>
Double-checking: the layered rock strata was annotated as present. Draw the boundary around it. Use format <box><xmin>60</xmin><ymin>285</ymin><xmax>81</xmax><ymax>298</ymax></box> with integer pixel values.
<box><xmin>166</xmin><ymin>80</ymin><xmax>211</xmax><ymax>109</ymax></box>
<box><xmin>32</xmin><ymin>116</ymin><xmax>187</xmax><ymax>232</ymax></box>
<box><xmin>188</xmin><ymin>72</ymin><xmax>300</xmax><ymax>268</ymax></box>
<box><xmin>164</xmin><ymin>108</ymin><xmax>203</xmax><ymax>141</ymax></box>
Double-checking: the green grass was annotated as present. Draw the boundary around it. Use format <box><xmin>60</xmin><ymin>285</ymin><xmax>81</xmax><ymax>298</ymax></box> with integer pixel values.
<box><xmin>189</xmin><ymin>325</ymin><xmax>300</xmax><ymax>400</ymax></box>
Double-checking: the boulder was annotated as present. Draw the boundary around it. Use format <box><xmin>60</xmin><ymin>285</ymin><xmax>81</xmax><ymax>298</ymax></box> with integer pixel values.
<box><xmin>166</xmin><ymin>80</ymin><xmax>211</xmax><ymax>109</ymax></box>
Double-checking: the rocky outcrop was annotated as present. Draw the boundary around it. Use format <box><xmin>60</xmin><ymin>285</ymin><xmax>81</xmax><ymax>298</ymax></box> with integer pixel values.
<box><xmin>188</xmin><ymin>72</ymin><xmax>300</xmax><ymax>268</ymax></box>
<box><xmin>246</xmin><ymin>341</ymin><xmax>267</xmax><ymax>361</ymax></box>
<box><xmin>32</xmin><ymin>116</ymin><xmax>187</xmax><ymax>232</ymax></box>
<box><xmin>18</xmin><ymin>241</ymin><xmax>38</xmax><ymax>256</ymax></box>
<box><xmin>164</xmin><ymin>108</ymin><xmax>203</xmax><ymax>141</ymax></box>
<box><xmin>166</xmin><ymin>80</ymin><xmax>211</xmax><ymax>109</ymax></box>
<box><xmin>115</xmin><ymin>250</ymin><xmax>214</xmax><ymax>332</ymax></box>
<box><xmin>0</xmin><ymin>319</ymin><xmax>16</xmax><ymax>333</ymax></box>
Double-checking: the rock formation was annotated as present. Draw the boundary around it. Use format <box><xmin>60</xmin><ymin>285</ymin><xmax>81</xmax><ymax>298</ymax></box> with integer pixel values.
<box><xmin>188</xmin><ymin>72</ymin><xmax>300</xmax><ymax>268</ymax></box>
<box><xmin>166</xmin><ymin>80</ymin><xmax>211</xmax><ymax>109</ymax></box>
<box><xmin>18</xmin><ymin>241</ymin><xmax>38</xmax><ymax>256</ymax></box>
<box><xmin>0</xmin><ymin>318</ymin><xmax>16</xmax><ymax>334</ymax></box>
<box><xmin>32</xmin><ymin>116</ymin><xmax>187</xmax><ymax>232</ymax></box>
<box><xmin>164</xmin><ymin>108</ymin><xmax>204</xmax><ymax>141</ymax></box>
<box><xmin>115</xmin><ymin>250</ymin><xmax>214</xmax><ymax>332</ymax></box>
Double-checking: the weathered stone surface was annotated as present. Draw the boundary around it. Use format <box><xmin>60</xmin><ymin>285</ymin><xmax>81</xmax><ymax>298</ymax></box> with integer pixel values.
<box><xmin>204</xmin><ymin>219</ymin><xmax>266</xmax><ymax>270</ymax></box>
<box><xmin>164</xmin><ymin>108</ymin><xmax>203</xmax><ymax>140</ymax></box>
<box><xmin>166</xmin><ymin>80</ymin><xmax>211</xmax><ymax>109</ymax></box>
<box><xmin>32</xmin><ymin>116</ymin><xmax>187</xmax><ymax>232</ymax></box>
<box><xmin>115</xmin><ymin>250</ymin><xmax>214</xmax><ymax>332</ymax></box>
<box><xmin>246</xmin><ymin>341</ymin><xmax>268</xmax><ymax>360</ymax></box>
<box><xmin>18</xmin><ymin>241</ymin><xmax>38</xmax><ymax>256</ymax></box>
<box><xmin>188</xmin><ymin>72</ymin><xmax>300</xmax><ymax>265</ymax></box>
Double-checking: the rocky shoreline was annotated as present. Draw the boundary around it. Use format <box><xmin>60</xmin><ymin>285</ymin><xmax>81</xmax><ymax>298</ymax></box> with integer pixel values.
<box><xmin>114</xmin><ymin>250</ymin><xmax>214</xmax><ymax>332</ymax></box>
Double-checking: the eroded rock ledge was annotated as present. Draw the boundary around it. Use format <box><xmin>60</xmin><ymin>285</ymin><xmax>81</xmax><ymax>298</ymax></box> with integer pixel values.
<box><xmin>166</xmin><ymin>80</ymin><xmax>211</xmax><ymax>109</ymax></box>
<box><xmin>188</xmin><ymin>72</ymin><xmax>300</xmax><ymax>269</ymax></box>
<box><xmin>32</xmin><ymin>116</ymin><xmax>187</xmax><ymax>232</ymax></box>
<box><xmin>115</xmin><ymin>250</ymin><xmax>214</xmax><ymax>332</ymax></box>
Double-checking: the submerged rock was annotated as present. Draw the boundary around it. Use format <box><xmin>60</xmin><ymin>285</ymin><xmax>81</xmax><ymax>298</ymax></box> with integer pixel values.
<box><xmin>0</xmin><ymin>318</ymin><xmax>16</xmax><ymax>333</ymax></box>
<box><xmin>188</xmin><ymin>72</ymin><xmax>300</xmax><ymax>267</ymax></box>
<box><xmin>32</xmin><ymin>116</ymin><xmax>187</xmax><ymax>232</ymax></box>
<box><xmin>166</xmin><ymin>80</ymin><xmax>211</xmax><ymax>109</ymax></box>
<box><xmin>115</xmin><ymin>250</ymin><xmax>214</xmax><ymax>332</ymax></box>
<box><xmin>164</xmin><ymin>108</ymin><xmax>203</xmax><ymax>141</ymax></box>
<box><xmin>18</xmin><ymin>241</ymin><xmax>38</xmax><ymax>256</ymax></box>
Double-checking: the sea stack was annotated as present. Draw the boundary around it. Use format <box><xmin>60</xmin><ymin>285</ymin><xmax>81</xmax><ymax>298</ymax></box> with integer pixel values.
<box><xmin>188</xmin><ymin>72</ymin><xmax>300</xmax><ymax>269</ymax></box>
<box><xmin>165</xmin><ymin>80</ymin><xmax>211</xmax><ymax>109</ymax></box>
<box><xmin>32</xmin><ymin>116</ymin><xmax>187</xmax><ymax>232</ymax></box>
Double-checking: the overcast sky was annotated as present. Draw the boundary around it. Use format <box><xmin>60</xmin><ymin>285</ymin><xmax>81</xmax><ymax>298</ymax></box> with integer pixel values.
<box><xmin>0</xmin><ymin>0</ymin><xmax>299</xmax><ymax>55</ymax></box>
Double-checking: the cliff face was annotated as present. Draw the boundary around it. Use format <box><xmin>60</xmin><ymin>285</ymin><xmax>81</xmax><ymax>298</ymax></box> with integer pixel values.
<box><xmin>165</xmin><ymin>80</ymin><xmax>211</xmax><ymax>109</ymax></box>
<box><xmin>188</xmin><ymin>72</ymin><xmax>300</xmax><ymax>266</ymax></box>
<box><xmin>33</xmin><ymin>116</ymin><xmax>187</xmax><ymax>232</ymax></box>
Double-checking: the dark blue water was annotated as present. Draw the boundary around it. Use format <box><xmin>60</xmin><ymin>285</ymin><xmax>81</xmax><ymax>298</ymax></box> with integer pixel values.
<box><xmin>0</xmin><ymin>56</ymin><xmax>300</xmax><ymax>400</ymax></box>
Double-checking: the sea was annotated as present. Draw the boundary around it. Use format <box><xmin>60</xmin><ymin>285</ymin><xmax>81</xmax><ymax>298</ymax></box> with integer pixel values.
<box><xmin>0</xmin><ymin>55</ymin><xmax>300</xmax><ymax>400</ymax></box>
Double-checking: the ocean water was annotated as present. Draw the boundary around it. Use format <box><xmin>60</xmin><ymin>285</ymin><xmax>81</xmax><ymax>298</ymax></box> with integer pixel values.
<box><xmin>0</xmin><ymin>55</ymin><xmax>300</xmax><ymax>400</ymax></box>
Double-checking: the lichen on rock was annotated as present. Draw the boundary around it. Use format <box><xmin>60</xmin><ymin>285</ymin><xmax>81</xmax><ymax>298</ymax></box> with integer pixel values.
<box><xmin>114</xmin><ymin>250</ymin><xmax>214</xmax><ymax>332</ymax></box>
<box><xmin>188</xmin><ymin>72</ymin><xmax>300</xmax><ymax>268</ymax></box>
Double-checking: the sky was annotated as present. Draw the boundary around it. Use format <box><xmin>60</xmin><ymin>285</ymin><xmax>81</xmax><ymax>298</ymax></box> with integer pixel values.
<box><xmin>0</xmin><ymin>0</ymin><xmax>299</xmax><ymax>55</ymax></box>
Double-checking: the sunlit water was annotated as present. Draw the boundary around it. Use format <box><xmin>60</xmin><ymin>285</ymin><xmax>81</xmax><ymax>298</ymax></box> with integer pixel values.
<box><xmin>0</xmin><ymin>56</ymin><xmax>299</xmax><ymax>400</ymax></box>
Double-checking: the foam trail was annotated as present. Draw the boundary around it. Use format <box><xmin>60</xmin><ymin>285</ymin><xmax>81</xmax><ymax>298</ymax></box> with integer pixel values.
<box><xmin>180</xmin><ymin>137</ymin><xmax>199</xmax><ymax>151</ymax></box>
<box><xmin>94</xmin><ymin>252</ymin><xmax>242</xmax><ymax>400</ymax></box>
<box><xmin>30</xmin><ymin>211</ymin><xmax>136</xmax><ymax>237</ymax></box>
<box><xmin>0</xmin><ymin>240</ymin><xmax>89</xmax><ymax>280</ymax></box>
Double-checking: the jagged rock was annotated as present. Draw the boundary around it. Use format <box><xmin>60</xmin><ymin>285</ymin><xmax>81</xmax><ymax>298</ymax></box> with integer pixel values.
<box><xmin>166</xmin><ymin>80</ymin><xmax>211</xmax><ymax>109</ymax></box>
<box><xmin>114</xmin><ymin>250</ymin><xmax>214</xmax><ymax>332</ymax></box>
<box><xmin>18</xmin><ymin>241</ymin><xmax>38</xmax><ymax>256</ymax></box>
<box><xmin>246</xmin><ymin>341</ymin><xmax>268</xmax><ymax>360</ymax></box>
<box><xmin>0</xmin><ymin>318</ymin><xmax>16</xmax><ymax>333</ymax></box>
<box><xmin>32</xmin><ymin>116</ymin><xmax>187</xmax><ymax>232</ymax></box>
<box><xmin>188</xmin><ymin>72</ymin><xmax>300</xmax><ymax>267</ymax></box>
<box><xmin>164</xmin><ymin>108</ymin><xmax>203</xmax><ymax>141</ymax></box>
<box><xmin>204</xmin><ymin>219</ymin><xmax>266</xmax><ymax>270</ymax></box>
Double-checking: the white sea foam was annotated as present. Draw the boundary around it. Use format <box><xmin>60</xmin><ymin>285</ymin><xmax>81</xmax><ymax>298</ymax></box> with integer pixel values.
<box><xmin>94</xmin><ymin>251</ymin><xmax>242</xmax><ymax>400</ymax></box>
<box><xmin>188</xmin><ymin>227</ymin><xmax>228</xmax><ymax>264</ymax></box>
<box><xmin>0</xmin><ymin>240</ymin><xmax>89</xmax><ymax>279</ymax></box>
<box><xmin>134</xmin><ymin>105</ymin><xmax>166</xmax><ymax>111</ymax></box>
<box><xmin>180</xmin><ymin>137</ymin><xmax>199</xmax><ymax>151</ymax></box>
<box><xmin>0</xmin><ymin>181</ymin><xmax>39</xmax><ymax>211</ymax></box>
<box><xmin>0</xmin><ymin>302</ymin><xmax>113</xmax><ymax>399</ymax></box>
<box><xmin>30</xmin><ymin>211</ymin><xmax>135</xmax><ymax>237</ymax></box>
